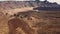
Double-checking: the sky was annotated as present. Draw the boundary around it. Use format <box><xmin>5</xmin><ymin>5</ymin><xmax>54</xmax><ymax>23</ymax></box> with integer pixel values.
<box><xmin>40</xmin><ymin>0</ymin><xmax>60</xmax><ymax>4</ymax></box>
<box><xmin>47</xmin><ymin>0</ymin><xmax>60</xmax><ymax>4</ymax></box>
<box><xmin>0</xmin><ymin>0</ymin><xmax>60</xmax><ymax>4</ymax></box>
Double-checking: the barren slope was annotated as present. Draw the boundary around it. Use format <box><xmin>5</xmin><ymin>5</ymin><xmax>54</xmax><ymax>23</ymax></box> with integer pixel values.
<box><xmin>0</xmin><ymin>9</ymin><xmax>60</xmax><ymax>34</ymax></box>
<box><xmin>14</xmin><ymin>11</ymin><xmax>60</xmax><ymax>34</ymax></box>
<box><xmin>0</xmin><ymin>1</ymin><xmax>60</xmax><ymax>34</ymax></box>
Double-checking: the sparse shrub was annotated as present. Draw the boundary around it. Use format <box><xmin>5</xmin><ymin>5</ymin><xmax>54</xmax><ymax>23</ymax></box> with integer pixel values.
<box><xmin>14</xmin><ymin>14</ymin><xmax>16</xmax><ymax>16</ymax></box>
<box><xmin>20</xmin><ymin>16</ymin><xmax>23</xmax><ymax>18</ymax></box>
<box><xmin>27</xmin><ymin>17</ymin><xmax>32</xmax><ymax>20</ymax></box>
<box><xmin>16</xmin><ymin>14</ymin><xmax>19</xmax><ymax>17</ymax></box>
<box><xmin>14</xmin><ymin>14</ymin><xmax>19</xmax><ymax>17</ymax></box>
<box><xmin>10</xmin><ymin>15</ymin><xmax>13</xmax><ymax>17</ymax></box>
<box><xmin>6</xmin><ymin>13</ymin><xmax>8</xmax><ymax>15</ymax></box>
<box><xmin>24</xmin><ymin>15</ymin><xmax>28</xmax><ymax>17</ymax></box>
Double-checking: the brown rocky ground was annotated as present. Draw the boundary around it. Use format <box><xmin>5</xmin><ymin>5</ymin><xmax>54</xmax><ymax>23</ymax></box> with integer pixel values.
<box><xmin>0</xmin><ymin>1</ymin><xmax>60</xmax><ymax>34</ymax></box>
<box><xmin>0</xmin><ymin>9</ymin><xmax>60</xmax><ymax>34</ymax></box>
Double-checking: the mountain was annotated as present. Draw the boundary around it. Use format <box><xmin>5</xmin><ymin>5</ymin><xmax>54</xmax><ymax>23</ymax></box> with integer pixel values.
<box><xmin>0</xmin><ymin>1</ymin><xmax>38</xmax><ymax>10</ymax></box>
<box><xmin>0</xmin><ymin>1</ymin><xmax>60</xmax><ymax>12</ymax></box>
<box><xmin>33</xmin><ymin>1</ymin><xmax>60</xmax><ymax>11</ymax></box>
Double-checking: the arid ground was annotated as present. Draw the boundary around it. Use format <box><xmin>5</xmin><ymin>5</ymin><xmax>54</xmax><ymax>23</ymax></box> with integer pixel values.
<box><xmin>0</xmin><ymin>9</ymin><xmax>60</xmax><ymax>34</ymax></box>
<box><xmin>0</xmin><ymin>1</ymin><xmax>60</xmax><ymax>34</ymax></box>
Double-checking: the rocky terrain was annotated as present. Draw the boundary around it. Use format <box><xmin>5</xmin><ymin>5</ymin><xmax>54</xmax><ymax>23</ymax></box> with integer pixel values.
<box><xmin>0</xmin><ymin>1</ymin><xmax>60</xmax><ymax>34</ymax></box>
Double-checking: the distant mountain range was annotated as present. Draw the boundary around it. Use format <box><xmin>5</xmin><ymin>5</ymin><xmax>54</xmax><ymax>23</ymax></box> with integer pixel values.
<box><xmin>0</xmin><ymin>1</ymin><xmax>38</xmax><ymax>10</ymax></box>
<box><xmin>0</xmin><ymin>1</ymin><xmax>60</xmax><ymax>11</ymax></box>
<box><xmin>33</xmin><ymin>1</ymin><xmax>60</xmax><ymax>11</ymax></box>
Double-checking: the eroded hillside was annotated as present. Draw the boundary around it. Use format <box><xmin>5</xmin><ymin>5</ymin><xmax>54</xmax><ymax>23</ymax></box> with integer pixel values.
<box><xmin>0</xmin><ymin>9</ymin><xmax>60</xmax><ymax>34</ymax></box>
<box><xmin>16</xmin><ymin>11</ymin><xmax>60</xmax><ymax>34</ymax></box>
<box><xmin>0</xmin><ymin>1</ymin><xmax>60</xmax><ymax>34</ymax></box>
